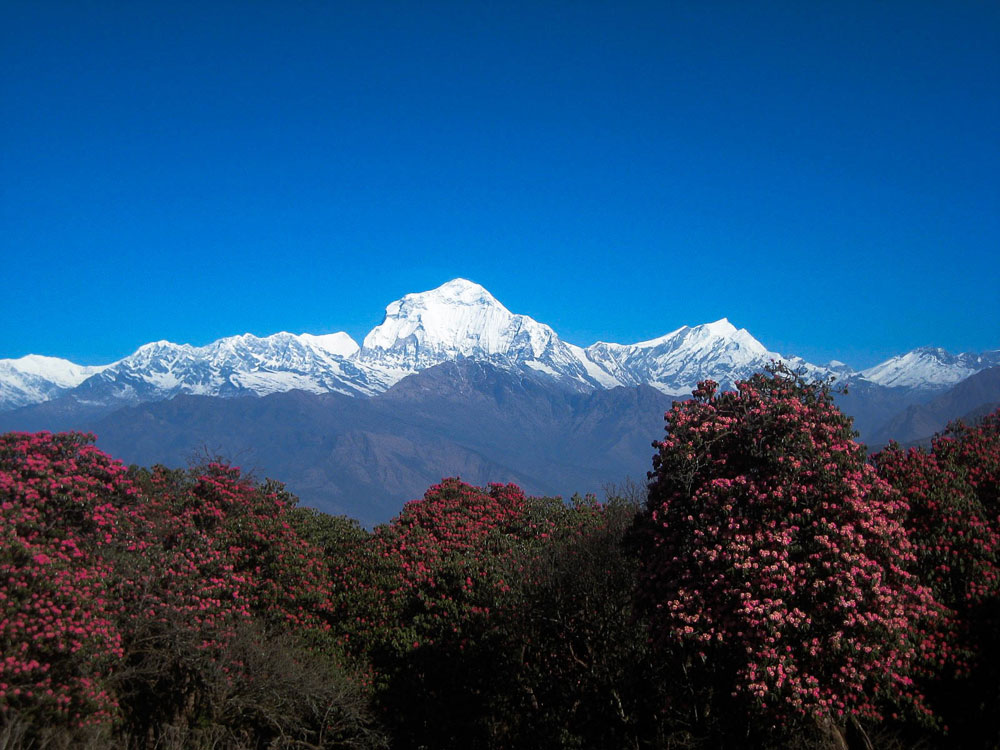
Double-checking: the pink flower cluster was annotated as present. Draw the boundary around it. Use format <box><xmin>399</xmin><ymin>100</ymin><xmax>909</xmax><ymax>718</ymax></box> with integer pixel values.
<box><xmin>352</xmin><ymin>478</ymin><xmax>531</xmax><ymax>652</ymax></box>
<box><xmin>0</xmin><ymin>432</ymin><xmax>135</xmax><ymax>727</ymax></box>
<box><xmin>113</xmin><ymin>462</ymin><xmax>339</xmax><ymax>669</ymax></box>
<box><xmin>873</xmin><ymin>408</ymin><xmax>1000</xmax><ymax>682</ymax></box>
<box><xmin>636</xmin><ymin>372</ymin><xmax>942</xmax><ymax>724</ymax></box>
<box><xmin>1</xmin><ymin>433</ymin><xmax>341</xmax><ymax>729</ymax></box>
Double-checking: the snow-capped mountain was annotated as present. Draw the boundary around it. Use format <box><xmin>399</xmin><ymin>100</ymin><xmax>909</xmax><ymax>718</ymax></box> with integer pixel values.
<box><xmin>859</xmin><ymin>347</ymin><xmax>1000</xmax><ymax>390</ymax></box>
<box><xmin>825</xmin><ymin>360</ymin><xmax>856</xmax><ymax>377</ymax></box>
<box><xmin>358</xmin><ymin>278</ymin><xmax>610</xmax><ymax>390</ymax></box>
<box><xmin>354</xmin><ymin>279</ymin><xmax>826</xmax><ymax>394</ymax></box>
<box><xmin>582</xmin><ymin>318</ymin><xmax>827</xmax><ymax>396</ymax></box>
<box><xmin>1</xmin><ymin>279</ymin><xmax>996</xmax><ymax>414</ymax></box>
<box><xmin>0</xmin><ymin>355</ymin><xmax>109</xmax><ymax>410</ymax></box>
<box><xmin>61</xmin><ymin>331</ymin><xmax>381</xmax><ymax>409</ymax></box>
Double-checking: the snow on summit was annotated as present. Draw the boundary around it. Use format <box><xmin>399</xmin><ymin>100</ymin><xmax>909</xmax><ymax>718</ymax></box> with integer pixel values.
<box><xmin>359</xmin><ymin>278</ymin><xmax>564</xmax><ymax>369</ymax></box>
<box><xmin>582</xmin><ymin>318</ymin><xmax>809</xmax><ymax>394</ymax></box>
<box><xmin>299</xmin><ymin>332</ymin><xmax>360</xmax><ymax>358</ymax></box>
<box><xmin>1</xmin><ymin>278</ymin><xmax>996</xmax><ymax>411</ymax></box>
<box><xmin>0</xmin><ymin>355</ymin><xmax>109</xmax><ymax>410</ymax></box>
<box><xmin>860</xmin><ymin>347</ymin><xmax>1000</xmax><ymax>390</ymax></box>
<box><xmin>0</xmin><ymin>354</ymin><xmax>109</xmax><ymax>388</ymax></box>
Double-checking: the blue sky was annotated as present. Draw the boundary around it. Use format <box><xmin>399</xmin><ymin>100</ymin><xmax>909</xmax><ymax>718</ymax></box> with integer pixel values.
<box><xmin>2</xmin><ymin>2</ymin><xmax>997</xmax><ymax>369</ymax></box>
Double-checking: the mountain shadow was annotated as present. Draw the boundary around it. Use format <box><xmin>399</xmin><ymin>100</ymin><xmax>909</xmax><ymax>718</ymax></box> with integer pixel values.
<box><xmin>867</xmin><ymin>366</ymin><xmax>1000</xmax><ymax>448</ymax></box>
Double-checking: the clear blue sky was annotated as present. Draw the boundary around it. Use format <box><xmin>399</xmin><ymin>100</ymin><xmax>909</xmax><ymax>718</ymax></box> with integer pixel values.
<box><xmin>2</xmin><ymin>2</ymin><xmax>997</xmax><ymax>369</ymax></box>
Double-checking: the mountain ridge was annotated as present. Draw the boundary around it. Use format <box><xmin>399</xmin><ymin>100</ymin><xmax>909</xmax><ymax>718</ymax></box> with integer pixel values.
<box><xmin>2</xmin><ymin>279</ymin><xmax>997</xmax><ymax>414</ymax></box>
<box><xmin>52</xmin><ymin>360</ymin><xmax>678</xmax><ymax>526</ymax></box>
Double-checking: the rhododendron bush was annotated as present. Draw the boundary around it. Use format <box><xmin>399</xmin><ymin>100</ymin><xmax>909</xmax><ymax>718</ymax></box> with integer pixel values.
<box><xmin>123</xmin><ymin>462</ymin><xmax>338</xmax><ymax>640</ymax></box>
<box><xmin>355</xmin><ymin>478</ymin><xmax>532</xmax><ymax>747</ymax></box>
<box><xmin>347</xmin><ymin>478</ymin><xmax>532</xmax><ymax>653</ymax></box>
<box><xmin>634</xmin><ymin>369</ymin><xmax>941</xmax><ymax>740</ymax></box>
<box><xmin>873</xmin><ymin>409</ymin><xmax>1000</xmax><ymax>748</ymax></box>
<box><xmin>873</xmin><ymin>437</ymin><xmax>998</xmax><ymax>615</ymax></box>
<box><xmin>0</xmin><ymin>432</ymin><xmax>135</xmax><ymax>732</ymax></box>
<box><xmin>360</xmin><ymin>480</ymin><xmax>663</xmax><ymax>749</ymax></box>
<box><xmin>5</xmin><ymin>402</ymin><xmax>1000</xmax><ymax>748</ymax></box>
<box><xmin>0</xmin><ymin>433</ymin><xmax>382</xmax><ymax>749</ymax></box>
<box><xmin>112</xmin><ymin>462</ymin><xmax>350</xmax><ymax>743</ymax></box>
<box><xmin>932</xmin><ymin>409</ymin><xmax>1000</xmax><ymax>514</ymax></box>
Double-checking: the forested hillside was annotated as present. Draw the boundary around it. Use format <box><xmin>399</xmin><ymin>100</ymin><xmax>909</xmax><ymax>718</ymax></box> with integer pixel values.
<box><xmin>2</xmin><ymin>369</ymin><xmax>998</xmax><ymax>749</ymax></box>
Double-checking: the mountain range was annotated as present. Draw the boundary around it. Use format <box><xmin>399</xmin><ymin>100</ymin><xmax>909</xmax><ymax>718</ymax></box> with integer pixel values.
<box><xmin>2</xmin><ymin>279</ymin><xmax>998</xmax><ymax>524</ymax></box>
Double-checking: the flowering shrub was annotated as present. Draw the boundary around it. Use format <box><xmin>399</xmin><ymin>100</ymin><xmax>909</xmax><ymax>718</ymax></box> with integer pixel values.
<box><xmin>634</xmin><ymin>369</ymin><xmax>941</xmax><ymax>736</ymax></box>
<box><xmin>873</xmin><ymin>410</ymin><xmax>1000</xmax><ymax>747</ymax></box>
<box><xmin>173</xmin><ymin>465</ymin><xmax>337</xmax><ymax>635</ymax></box>
<box><xmin>362</xmin><ymin>477</ymin><xmax>529</xmax><ymax>647</ymax></box>
<box><xmin>356</xmin><ymin>478</ymin><xmax>534</xmax><ymax>747</ymax></box>
<box><xmin>113</xmin><ymin>462</ymin><xmax>347</xmax><ymax>742</ymax></box>
<box><xmin>931</xmin><ymin>409</ymin><xmax>1000</xmax><ymax>517</ymax></box>
<box><xmin>0</xmin><ymin>432</ymin><xmax>136</xmax><ymax>730</ymax></box>
<box><xmin>373</xmin><ymin>477</ymin><xmax>528</xmax><ymax>587</ymax></box>
<box><xmin>8</xmin><ymin>404</ymin><xmax>995</xmax><ymax>747</ymax></box>
<box><xmin>873</xmin><ymin>439</ymin><xmax>999</xmax><ymax>614</ymax></box>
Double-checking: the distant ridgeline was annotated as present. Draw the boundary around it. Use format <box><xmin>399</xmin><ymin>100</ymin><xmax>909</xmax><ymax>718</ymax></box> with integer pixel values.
<box><xmin>1</xmin><ymin>279</ymin><xmax>997</xmax><ymax>524</ymax></box>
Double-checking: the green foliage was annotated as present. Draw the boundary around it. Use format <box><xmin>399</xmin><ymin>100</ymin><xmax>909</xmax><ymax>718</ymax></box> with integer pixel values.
<box><xmin>0</xmin><ymin>440</ymin><xmax>385</xmax><ymax>749</ymax></box>
<box><xmin>493</xmin><ymin>494</ymin><xmax>672</xmax><ymax>749</ymax></box>
<box><xmin>109</xmin><ymin>463</ymin><xmax>384</xmax><ymax>748</ymax></box>
<box><xmin>355</xmin><ymin>479</ymin><xmax>530</xmax><ymax>748</ymax></box>
<box><xmin>4</xmin><ymin>407</ymin><xmax>1000</xmax><ymax>749</ymax></box>
<box><xmin>360</xmin><ymin>482</ymin><xmax>675</xmax><ymax>749</ymax></box>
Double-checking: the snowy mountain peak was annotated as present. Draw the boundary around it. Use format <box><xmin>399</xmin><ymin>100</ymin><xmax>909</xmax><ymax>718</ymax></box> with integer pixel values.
<box><xmin>702</xmin><ymin>317</ymin><xmax>737</xmax><ymax>336</ymax></box>
<box><xmin>681</xmin><ymin>319</ymin><xmax>760</xmax><ymax>354</ymax></box>
<box><xmin>373</xmin><ymin>278</ymin><xmax>507</xmax><ymax>328</ymax></box>
<box><xmin>355</xmin><ymin>279</ymin><xmax>618</xmax><ymax>390</ymax></box>
<box><xmin>374</xmin><ymin>279</ymin><xmax>505</xmax><ymax>329</ymax></box>
<box><xmin>423</xmin><ymin>278</ymin><xmax>500</xmax><ymax>305</ymax></box>
<box><xmin>0</xmin><ymin>354</ymin><xmax>109</xmax><ymax>387</ymax></box>
<box><xmin>0</xmin><ymin>355</ymin><xmax>109</xmax><ymax>410</ymax></box>
<box><xmin>826</xmin><ymin>360</ymin><xmax>856</xmax><ymax>376</ymax></box>
<box><xmin>360</xmin><ymin>278</ymin><xmax>558</xmax><ymax>368</ymax></box>
<box><xmin>628</xmin><ymin>318</ymin><xmax>741</xmax><ymax>350</ymax></box>
<box><xmin>48</xmin><ymin>329</ymin><xmax>385</xmax><ymax>410</ymax></box>
<box><xmin>3</xmin><ymin>279</ymin><xmax>996</xmax><ymax>414</ymax></box>
<box><xmin>582</xmin><ymin>317</ymin><xmax>825</xmax><ymax>395</ymax></box>
<box><xmin>137</xmin><ymin>340</ymin><xmax>181</xmax><ymax>351</ymax></box>
<box><xmin>860</xmin><ymin>347</ymin><xmax>1000</xmax><ymax>390</ymax></box>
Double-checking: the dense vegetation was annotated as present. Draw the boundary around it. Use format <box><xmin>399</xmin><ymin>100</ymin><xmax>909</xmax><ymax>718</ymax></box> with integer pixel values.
<box><xmin>1</xmin><ymin>368</ymin><xmax>998</xmax><ymax>749</ymax></box>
